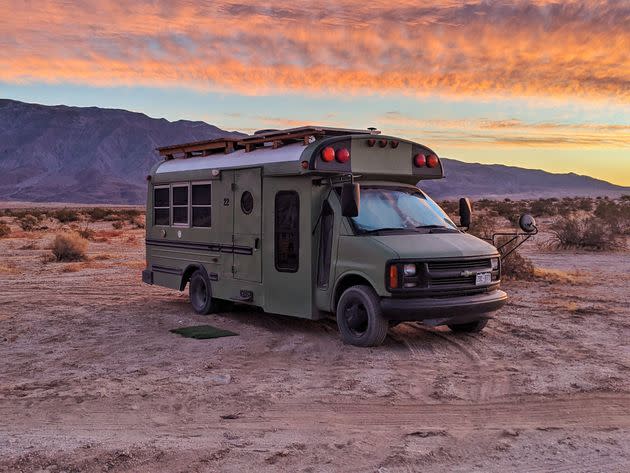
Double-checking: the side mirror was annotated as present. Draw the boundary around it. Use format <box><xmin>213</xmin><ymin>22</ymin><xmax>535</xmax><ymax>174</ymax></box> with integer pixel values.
<box><xmin>519</xmin><ymin>214</ymin><xmax>537</xmax><ymax>233</ymax></box>
<box><xmin>341</xmin><ymin>182</ymin><xmax>360</xmax><ymax>218</ymax></box>
<box><xmin>459</xmin><ymin>197</ymin><xmax>472</xmax><ymax>228</ymax></box>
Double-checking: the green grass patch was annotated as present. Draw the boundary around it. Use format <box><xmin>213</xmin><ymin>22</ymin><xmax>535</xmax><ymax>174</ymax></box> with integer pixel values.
<box><xmin>170</xmin><ymin>325</ymin><xmax>237</xmax><ymax>340</ymax></box>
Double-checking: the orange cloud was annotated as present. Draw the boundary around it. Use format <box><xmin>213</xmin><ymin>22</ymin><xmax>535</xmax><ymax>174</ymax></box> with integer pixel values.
<box><xmin>1</xmin><ymin>0</ymin><xmax>628</xmax><ymax>100</ymax></box>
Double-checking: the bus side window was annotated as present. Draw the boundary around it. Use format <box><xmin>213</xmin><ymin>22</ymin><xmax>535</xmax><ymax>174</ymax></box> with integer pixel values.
<box><xmin>275</xmin><ymin>191</ymin><xmax>299</xmax><ymax>272</ymax></box>
<box><xmin>154</xmin><ymin>186</ymin><xmax>170</xmax><ymax>226</ymax></box>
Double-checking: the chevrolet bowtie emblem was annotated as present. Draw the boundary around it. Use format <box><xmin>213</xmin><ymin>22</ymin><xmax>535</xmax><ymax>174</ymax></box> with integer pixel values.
<box><xmin>461</xmin><ymin>270</ymin><xmax>474</xmax><ymax>277</ymax></box>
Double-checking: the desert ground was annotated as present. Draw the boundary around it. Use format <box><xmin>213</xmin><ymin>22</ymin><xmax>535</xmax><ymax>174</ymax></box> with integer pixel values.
<box><xmin>0</xmin><ymin>206</ymin><xmax>629</xmax><ymax>472</ymax></box>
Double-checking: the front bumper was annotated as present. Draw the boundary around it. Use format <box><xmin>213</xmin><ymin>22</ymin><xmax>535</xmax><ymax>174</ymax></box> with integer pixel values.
<box><xmin>380</xmin><ymin>289</ymin><xmax>507</xmax><ymax>326</ymax></box>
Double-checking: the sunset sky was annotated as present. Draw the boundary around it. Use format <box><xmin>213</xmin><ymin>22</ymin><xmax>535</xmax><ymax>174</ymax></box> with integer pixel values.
<box><xmin>1</xmin><ymin>0</ymin><xmax>629</xmax><ymax>185</ymax></box>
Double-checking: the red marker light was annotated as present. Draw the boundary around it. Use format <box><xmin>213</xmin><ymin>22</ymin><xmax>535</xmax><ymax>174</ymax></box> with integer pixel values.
<box><xmin>427</xmin><ymin>154</ymin><xmax>439</xmax><ymax>168</ymax></box>
<box><xmin>300</xmin><ymin>160</ymin><xmax>309</xmax><ymax>169</ymax></box>
<box><xmin>336</xmin><ymin>148</ymin><xmax>350</xmax><ymax>163</ymax></box>
<box><xmin>413</xmin><ymin>154</ymin><xmax>426</xmax><ymax>167</ymax></box>
<box><xmin>321</xmin><ymin>146</ymin><xmax>335</xmax><ymax>162</ymax></box>
<box><xmin>367</xmin><ymin>138</ymin><xmax>376</xmax><ymax>147</ymax></box>
<box><xmin>378</xmin><ymin>139</ymin><xmax>388</xmax><ymax>148</ymax></box>
<box><xmin>390</xmin><ymin>140</ymin><xmax>399</xmax><ymax>148</ymax></box>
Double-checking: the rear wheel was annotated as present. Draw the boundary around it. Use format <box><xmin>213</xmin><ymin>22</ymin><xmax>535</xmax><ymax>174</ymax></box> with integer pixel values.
<box><xmin>189</xmin><ymin>270</ymin><xmax>214</xmax><ymax>315</ymax></box>
<box><xmin>448</xmin><ymin>318</ymin><xmax>488</xmax><ymax>333</ymax></box>
<box><xmin>336</xmin><ymin>285</ymin><xmax>388</xmax><ymax>347</ymax></box>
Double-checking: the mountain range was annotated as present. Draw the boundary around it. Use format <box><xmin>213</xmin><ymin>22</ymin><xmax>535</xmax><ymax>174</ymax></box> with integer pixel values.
<box><xmin>0</xmin><ymin>99</ymin><xmax>627</xmax><ymax>204</ymax></box>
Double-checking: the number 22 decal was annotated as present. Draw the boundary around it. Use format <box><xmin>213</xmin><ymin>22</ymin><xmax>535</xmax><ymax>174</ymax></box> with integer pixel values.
<box><xmin>223</xmin><ymin>198</ymin><xmax>230</xmax><ymax>206</ymax></box>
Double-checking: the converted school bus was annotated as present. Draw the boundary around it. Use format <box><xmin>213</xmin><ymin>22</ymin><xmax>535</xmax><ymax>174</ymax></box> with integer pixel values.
<box><xmin>143</xmin><ymin>126</ymin><xmax>517</xmax><ymax>347</ymax></box>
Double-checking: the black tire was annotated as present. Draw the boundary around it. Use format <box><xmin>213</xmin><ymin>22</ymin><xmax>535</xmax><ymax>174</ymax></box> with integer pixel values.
<box><xmin>336</xmin><ymin>285</ymin><xmax>388</xmax><ymax>347</ymax></box>
<box><xmin>189</xmin><ymin>270</ymin><xmax>214</xmax><ymax>315</ymax></box>
<box><xmin>448</xmin><ymin>318</ymin><xmax>488</xmax><ymax>333</ymax></box>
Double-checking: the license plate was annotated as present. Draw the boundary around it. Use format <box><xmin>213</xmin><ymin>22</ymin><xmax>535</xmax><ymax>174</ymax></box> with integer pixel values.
<box><xmin>475</xmin><ymin>272</ymin><xmax>492</xmax><ymax>285</ymax></box>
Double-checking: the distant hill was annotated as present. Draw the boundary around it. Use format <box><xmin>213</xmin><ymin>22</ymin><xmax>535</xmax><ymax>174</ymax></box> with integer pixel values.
<box><xmin>420</xmin><ymin>159</ymin><xmax>629</xmax><ymax>200</ymax></box>
<box><xmin>0</xmin><ymin>99</ymin><xmax>627</xmax><ymax>203</ymax></box>
<box><xmin>0</xmin><ymin>99</ymin><xmax>242</xmax><ymax>203</ymax></box>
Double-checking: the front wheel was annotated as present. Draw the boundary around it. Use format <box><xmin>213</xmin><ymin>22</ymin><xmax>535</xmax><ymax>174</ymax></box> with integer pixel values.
<box><xmin>448</xmin><ymin>318</ymin><xmax>488</xmax><ymax>333</ymax></box>
<box><xmin>336</xmin><ymin>285</ymin><xmax>388</xmax><ymax>347</ymax></box>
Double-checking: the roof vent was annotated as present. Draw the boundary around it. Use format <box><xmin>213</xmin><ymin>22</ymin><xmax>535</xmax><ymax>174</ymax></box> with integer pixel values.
<box><xmin>367</xmin><ymin>127</ymin><xmax>379</xmax><ymax>134</ymax></box>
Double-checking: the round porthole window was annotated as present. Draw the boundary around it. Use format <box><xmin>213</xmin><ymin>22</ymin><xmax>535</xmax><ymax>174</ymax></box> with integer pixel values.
<box><xmin>240</xmin><ymin>191</ymin><xmax>254</xmax><ymax>214</ymax></box>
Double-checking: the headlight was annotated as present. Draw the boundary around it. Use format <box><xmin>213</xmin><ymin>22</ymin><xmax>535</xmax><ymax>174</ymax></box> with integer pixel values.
<box><xmin>403</xmin><ymin>263</ymin><xmax>416</xmax><ymax>276</ymax></box>
<box><xmin>491</xmin><ymin>257</ymin><xmax>499</xmax><ymax>270</ymax></box>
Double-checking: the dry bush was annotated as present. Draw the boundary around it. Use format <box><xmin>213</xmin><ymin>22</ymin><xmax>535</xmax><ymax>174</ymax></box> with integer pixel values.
<box><xmin>77</xmin><ymin>223</ymin><xmax>95</xmax><ymax>240</ymax></box>
<box><xmin>497</xmin><ymin>236</ymin><xmax>535</xmax><ymax>280</ymax></box>
<box><xmin>53</xmin><ymin>208</ymin><xmax>80</xmax><ymax>223</ymax></box>
<box><xmin>529</xmin><ymin>198</ymin><xmax>559</xmax><ymax>217</ymax></box>
<box><xmin>84</xmin><ymin>207</ymin><xmax>113</xmax><ymax>222</ymax></box>
<box><xmin>131</xmin><ymin>216</ymin><xmax>145</xmax><ymax>229</ymax></box>
<box><xmin>92</xmin><ymin>253</ymin><xmax>112</xmax><ymax>260</ymax></box>
<box><xmin>18</xmin><ymin>214</ymin><xmax>39</xmax><ymax>231</ymax></box>
<box><xmin>0</xmin><ymin>220</ymin><xmax>10</xmax><ymax>238</ymax></box>
<box><xmin>112</xmin><ymin>220</ymin><xmax>124</xmax><ymax>230</ymax></box>
<box><xmin>550</xmin><ymin>216</ymin><xmax>621</xmax><ymax>250</ymax></box>
<box><xmin>594</xmin><ymin>199</ymin><xmax>630</xmax><ymax>234</ymax></box>
<box><xmin>467</xmin><ymin>212</ymin><xmax>498</xmax><ymax>241</ymax></box>
<box><xmin>51</xmin><ymin>233</ymin><xmax>88</xmax><ymax>262</ymax></box>
<box><xmin>533</xmin><ymin>268</ymin><xmax>585</xmax><ymax>285</ymax></box>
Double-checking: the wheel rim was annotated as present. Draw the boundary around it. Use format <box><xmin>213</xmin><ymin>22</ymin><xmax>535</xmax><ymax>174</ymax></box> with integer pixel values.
<box><xmin>192</xmin><ymin>278</ymin><xmax>208</xmax><ymax>309</ymax></box>
<box><xmin>343</xmin><ymin>298</ymin><xmax>369</xmax><ymax>336</ymax></box>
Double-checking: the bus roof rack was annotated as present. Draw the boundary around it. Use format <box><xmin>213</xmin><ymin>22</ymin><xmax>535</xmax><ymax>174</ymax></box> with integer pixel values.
<box><xmin>157</xmin><ymin>126</ymin><xmax>381</xmax><ymax>159</ymax></box>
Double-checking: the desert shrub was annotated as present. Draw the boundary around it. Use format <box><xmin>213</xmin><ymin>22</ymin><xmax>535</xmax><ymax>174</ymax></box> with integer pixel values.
<box><xmin>500</xmin><ymin>248</ymin><xmax>535</xmax><ymax>280</ymax></box>
<box><xmin>0</xmin><ymin>220</ymin><xmax>10</xmax><ymax>238</ymax></box>
<box><xmin>131</xmin><ymin>216</ymin><xmax>145</xmax><ymax>229</ymax></box>
<box><xmin>85</xmin><ymin>207</ymin><xmax>112</xmax><ymax>222</ymax></box>
<box><xmin>77</xmin><ymin>224</ymin><xmax>95</xmax><ymax>240</ymax></box>
<box><xmin>112</xmin><ymin>220</ymin><xmax>124</xmax><ymax>230</ymax></box>
<box><xmin>529</xmin><ymin>198</ymin><xmax>558</xmax><ymax>217</ymax></box>
<box><xmin>115</xmin><ymin>209</ymin><xmax>141</xmax><ymax>221</ymax></box>
<box><xmin>467</xmin><ymin>212</ymin><xmax>497</xmax><ymax>240</ymax></box>
<box><xmin>53</xmin><ymin>208</ymin><xmax>80</xmax><ymax>223</ymax></box>
<box><xmin>550</xmin><ymin>216</ymin><xmax>620</xmax><ymax>250</ymax></box>
<box><xmin>621</xmin><ymin>194</ymin><xmax>630</xmax><ymax>202</ymax></box>
<box><xmin>51</xmin><ymin>233</ymin><xmax>88</xmax><ymax>261</ymax></box>
<box><xmin>19</xmin><ymin>214</ymin><xmax>39</xmax><ymax>231</ymax></box>
<box><xmin>594</xmin><ymin>199</ymin><xmax>630</xmax><ymax>234</ymax></box>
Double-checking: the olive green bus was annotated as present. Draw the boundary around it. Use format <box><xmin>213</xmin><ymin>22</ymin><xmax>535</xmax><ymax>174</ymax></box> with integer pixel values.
<box><xmin>143</xmin><ymin>126</ymin><xmax>528</xmax><ymax>346</ymax></box>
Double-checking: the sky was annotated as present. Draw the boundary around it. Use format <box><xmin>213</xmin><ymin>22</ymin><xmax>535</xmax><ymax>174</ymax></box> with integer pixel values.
<box><xmin>1</xmin><ymin>0</ymin><xmax>629</xmax><ymax>185</ymax></box>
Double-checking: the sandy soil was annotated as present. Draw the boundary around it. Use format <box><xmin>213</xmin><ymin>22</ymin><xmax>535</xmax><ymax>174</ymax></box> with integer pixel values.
<box><xmin>0</xmin><ymin>218</ymin><xmax>629</xmax><ymax>472</ymax></box>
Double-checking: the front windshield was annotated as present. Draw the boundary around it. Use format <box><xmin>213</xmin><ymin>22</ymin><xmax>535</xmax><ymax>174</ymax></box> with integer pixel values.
<box><xmin>351</xmin><ymin>186</ymin><xmax>457</xmax><ymax>233</ymax></box>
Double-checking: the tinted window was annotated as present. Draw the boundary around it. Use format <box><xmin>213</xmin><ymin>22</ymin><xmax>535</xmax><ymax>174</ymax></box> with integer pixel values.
<box><xmin>173</xmin><ymin>206</ymin><xmax>188</xmax><ymax>224</ymax></box>
<box><xmin>275</xmin><ymin>191</ymin><xmax>299</xmax><ymax>272</ymax></box>
<box><xmin>173</xmin><ymin>186</ymin><xmax>189</xmax><ymax>206</ymax></box>
<box><xmin>153</xmin><ymin>187</ymin><xmax>170</xmax><ymax>226</ymax></box>
<box><xmin>192</xmin><ymin>207</ymin><xmax>212</xmax><ymax>227</ymax></box>
<box><xmin>192</xmin><ymin>184</ymin><xmax>211</xmax><ymax>205</ymax></box>
<box><xmin>317</xmin><ymin>202</ymin><xmax>334</xmax><ymax>287</ymax></box>
<box><xmin>191</xmin><ymin>183</ymin><xmax>211</xmax><ymax>227</ymax></box>
<box><xmin>154</xmin><ymin>208</ymin><xmax>170</xmax><ymax>226</ymax></box>
<box><xmin>154</xmin><ymin>187</ymin><xmax>169</xmax><ymax>208</ymax></box>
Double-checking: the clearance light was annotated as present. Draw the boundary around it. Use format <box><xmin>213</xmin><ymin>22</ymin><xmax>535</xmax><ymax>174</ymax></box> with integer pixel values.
<box><xmin>378</xmin><ymin>139</ymin><xmax>388</xmax><ymax>148</ymax></box>
<box><xmin>413</xmin><ymin>154</ymin><xmax>426</xmax><ymax>167</ymax></box>
<box><xmin>336</xmin><ymin>148</ymin><xmax>350</xmax><ymax>163</ymax></box>
<box><xmin>390</xmin><ymin>140</ymin><xmax>399</xmax><ymax>149</ymax></box>
<box><xmin>367</xmin><ymin>138</ymin><xmax>376</xmax><ymax>147</ymax></box>
<box><xmin>321</xmin><ymin>146</ymin><xmax>335</xmax><ymax>162</ymax></box>
<box><xmin>389</xmin><ymin>265</ymin><xmax>399</xmax><ymax>289</ymax></box>
<box><xmin>427</xmin><ymin>154</ymin><xmax>439</xmax><ymax>168</ymax></box>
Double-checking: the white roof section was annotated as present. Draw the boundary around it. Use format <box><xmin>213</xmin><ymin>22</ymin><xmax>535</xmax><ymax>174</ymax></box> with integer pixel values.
<box><xmin>156</xmin><ymin>143</ymin><xmax>305</xmax><ymax>174</ymax></box>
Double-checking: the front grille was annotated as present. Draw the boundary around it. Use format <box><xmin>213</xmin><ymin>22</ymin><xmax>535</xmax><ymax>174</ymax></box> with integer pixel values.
<box><xmin>429</xmin><ymin>275</ymin><xmax>476</xmax><ymax>286</ymax></box>
<box><xmin>427</xmin><ymin>258</ymin><xmax>490</xmax><ymax>271</ymax></box>
<box><xmin>390</xmin><ymin>257</ymin><xmax>499</xmax><ymax>298</ymax></box>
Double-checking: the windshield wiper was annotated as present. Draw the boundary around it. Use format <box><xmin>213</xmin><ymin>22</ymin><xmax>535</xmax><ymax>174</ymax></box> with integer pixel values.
<box><xmin>416</xmin><ymin>224</ymin><xmax>459</xmax><ymax>233</ymax></box>
<box><xmin>359</xmin><ymin>227</ymin><xmax>409</xmax><ymax>235</ymax></box>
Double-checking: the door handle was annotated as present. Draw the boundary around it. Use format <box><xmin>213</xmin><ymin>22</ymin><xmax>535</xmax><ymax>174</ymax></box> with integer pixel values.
<box><xmin>254</xmin><ymin>237</ymin><xmax>260</xmax><ymax>250</ymax></box>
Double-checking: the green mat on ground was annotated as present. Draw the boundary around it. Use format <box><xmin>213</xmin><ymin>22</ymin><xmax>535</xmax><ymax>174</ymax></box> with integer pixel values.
<box><xmin>170</xmin><ymin>325</ymin><xmax>238</xmax><ymax>339</ymax></box>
